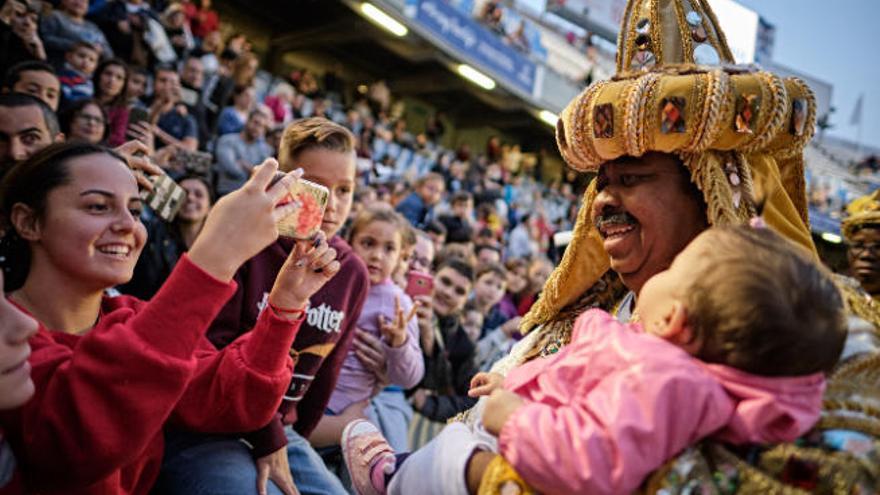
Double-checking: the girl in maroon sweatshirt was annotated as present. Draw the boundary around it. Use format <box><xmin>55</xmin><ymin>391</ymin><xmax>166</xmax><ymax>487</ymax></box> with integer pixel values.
<box><xmin>0</xmin><ymin>142</ymin><xmax>342</xmax><ymax>495</ymax></box>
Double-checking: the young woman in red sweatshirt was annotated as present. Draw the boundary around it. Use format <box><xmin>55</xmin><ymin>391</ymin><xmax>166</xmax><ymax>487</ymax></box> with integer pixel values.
<box><xmin>0</xmin><ymin>271</ymin><xmax>40</xmax><ymax>495</ymax></box>
<box><xmin>0</xmin><ymin>142</ymin><xmax>342</xmax><ymax>494</ymax></box>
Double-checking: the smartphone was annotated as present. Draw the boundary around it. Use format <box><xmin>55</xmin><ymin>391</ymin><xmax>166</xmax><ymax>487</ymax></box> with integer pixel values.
<box><xmin>126</xmin><ymin>107</ymin><xmax>150</xmax><ymax>139</ymax></box>
<box><xmin>141</xmin><ymin>173</ymin><xmax>186</xmax><ymax>222</ymax></box>
<box><xmin>276</xmin><ymin>177</ymin><xmax>329</xmax><ymax>240</ymax></box>
<box><xmin>405</xmin><ymin>271</ymin><xmax>434</xmax><ymax>298</ymax></box>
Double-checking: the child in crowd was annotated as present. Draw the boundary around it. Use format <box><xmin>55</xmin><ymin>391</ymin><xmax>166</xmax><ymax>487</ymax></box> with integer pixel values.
<box><xmin>470</xmin><ymin>263</ymin><xmax>508</xmax><ymax>338</ymax></box>
<box><xmin>0</xmin><ymin>271</ymin><xmax>39</xmax><ymax>495</ymax></box>
<box><xmin>155</xmin><ymin>117</ymin><xmax>370</xmax><ymax>495</ymax></box>
<box><xmin>516</xmin><ymin>257</ymin><xmax>553</xmax><ymax>316</ymax></box>
<box><xmin>437</xmin><ymin>191</ymin><xmax>474</xmax><ymax>244</ymax></box>
<box><xmin>0</xmin><ymin>143</ymin><xmax>340</xmax><ymax>494</ymax></box>
<box><xmin>391</xmin><ymin>223</ymin><xmax>416</xmax><ymax>290</ymax></box>
<box><xmin>409</xmin><ymin>257</ymin><xmax>478</xmax><ymax>425</ymax></box>
<box><xmin>58</xmin><ymin>41</ymin><xmax>98</xmax><ymax>104</ymax></box>
<box><xmin>474</xmin><ymin>243</ymin><xmax>502</xmax><ymax>269</ymax></box>
<box><xmin>319</xmin><ymin>207</ymin><xmax>423</xmax><ymax>427</ymax></box>
<box><xmin>343</xmin><ymin>225</ymin><xmax>847</xmax><ymax>495</ymax></box>
<box><xmin>423</xmin><ymin>219</ymin><xmax>446</xmax><ymax>253</ymax></box>
<box><xmin>460</xmin><ymin>302</ymin><xmax>484</xmax><ymax>343</ymax></box>
<box><xmin>498</xmin><ymin>258</ymin><xmax>527</xmax><ymax>320</ymax></box>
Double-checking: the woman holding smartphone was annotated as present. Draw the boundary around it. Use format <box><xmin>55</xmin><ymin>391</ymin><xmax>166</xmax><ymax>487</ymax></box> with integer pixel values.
<box><xmin>0</xmin><ymin>142</ymin><xmax>341</xmax><ymax>494</ymax></box>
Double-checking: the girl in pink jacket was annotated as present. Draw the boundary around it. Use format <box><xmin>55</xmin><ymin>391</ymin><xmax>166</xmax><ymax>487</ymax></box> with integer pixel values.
<box><xmin>343</xmin><ymin>226</ymin><xmax>847</xmax><ymax>495</ymax></box>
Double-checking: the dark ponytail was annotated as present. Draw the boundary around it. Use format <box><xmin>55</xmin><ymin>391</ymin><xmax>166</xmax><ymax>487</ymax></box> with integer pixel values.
<box><xmin>0</xmin><ymin>142</ymin><xmax>124</xmax><ymax>291</ymax></box>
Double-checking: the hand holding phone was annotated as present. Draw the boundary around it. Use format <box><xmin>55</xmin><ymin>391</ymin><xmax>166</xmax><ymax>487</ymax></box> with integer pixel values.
<box><xmin>141</xmin><ymin>174</ymin><xmax>186</xmax><ymax>222</ymax></box>
<box><xmin>188</xmin><ymin>159</ymin><xmax>300</xmax><ymax>281</ymax></box>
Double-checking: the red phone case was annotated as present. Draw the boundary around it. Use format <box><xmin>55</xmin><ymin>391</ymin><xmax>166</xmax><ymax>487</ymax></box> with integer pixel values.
<box><xmin>277</xmin><ymin>178</ymin><xmax>329</xmax><ymax>240</ymax></box>
<box><xmin>406</xmin><ymin>271</ymin><xmax>434</xmax><ymax>298</ymax></box>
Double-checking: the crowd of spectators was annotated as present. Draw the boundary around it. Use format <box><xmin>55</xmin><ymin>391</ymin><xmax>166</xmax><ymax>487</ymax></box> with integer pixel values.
<box><xmin>0</xmin><ymin>0</ymin><xmax>586</xmax><ymax>492</ymax></box>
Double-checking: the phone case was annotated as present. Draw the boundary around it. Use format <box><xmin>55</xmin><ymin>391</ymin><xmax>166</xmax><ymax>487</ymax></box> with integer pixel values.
<box><xmin>141</xmin><ymin>174</ymin><xmax>186</xmax><ymax>221</ymax></box>
<box><xmin>406</xmin><ymin>271</ymin><xmax>434</xmax><ymax>298</ymax></box>
<box><xmin>171</xmin><ymin>148</ymin><xmax>212</xmax><ymax>176</ymax></box>
<box><xmin>277</xmin><ymin>178</ymin><xmax>329</xmax><ymax>240</ymax></box>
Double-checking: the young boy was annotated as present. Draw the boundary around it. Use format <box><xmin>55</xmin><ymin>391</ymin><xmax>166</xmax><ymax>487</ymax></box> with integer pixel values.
<box><xmin>437</xmin><ymin>191</ymin><xmax>474</xmax><ymax>244</ymax></box>
<box><xmin>156</xmin><ymin>118</ymin><xmax>368</xmax><ymax>495</ymax></box>
<box><xmin>410</xmin><ymin>258</ymin><xmax>478</xmax><ymax>423</ymax></box>
<box><xmin>58</xmin><ymin>41</ymin><xmax>97</xmax><ymax>104</ymax></box>
<box><xmin>344</xmin><ymin>226</ymin><xmax>847</xmax><ymax>495</ymax></box>
<box><xmin>2</xmin><ymin>60</ymin><xmax>61</xmax><ymax>111</ymax></box>
<box><xmin>460</xmin><ymin>302</ymin><xmax>484</xmax><ymax>343</ymax></box>
<box><xmin>470</xmin><ymin>263</ymin><xmax>507</xmax><ymax>338</ymax></box>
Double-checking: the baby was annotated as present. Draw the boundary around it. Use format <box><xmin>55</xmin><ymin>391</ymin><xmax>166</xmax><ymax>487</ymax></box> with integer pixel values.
<box><xmin>58</xmin><ymin>41</ymin><xmax>98</xmax><ymax>103</ymax></box>
<box><xmin>343</xmin><ymin>225</ymin><xmax>847</xmax><ymax>495</ymax></box>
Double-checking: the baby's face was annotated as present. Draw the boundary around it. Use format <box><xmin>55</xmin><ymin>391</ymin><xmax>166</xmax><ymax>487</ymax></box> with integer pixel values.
<box><xmin>635</xmin><ymin>230</ymin><xmax>714</xmax><ymax>338</ymax></box>
<box><xmin>68</xmin><ymin>46</ymin><xmax>98</xmax><ymax>75</ymax></box>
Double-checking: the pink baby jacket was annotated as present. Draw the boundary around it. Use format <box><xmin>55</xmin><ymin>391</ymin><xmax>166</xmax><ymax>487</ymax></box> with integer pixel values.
<box><xmin>498</xmin><ymin>309</ymin><xmax>826</xmax><ymax>494</ymax></box>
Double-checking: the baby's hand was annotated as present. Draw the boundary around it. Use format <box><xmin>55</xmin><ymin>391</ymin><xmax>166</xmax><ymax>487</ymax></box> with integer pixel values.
<box><xmin>378</xmin><ymin>296</ymin><xmax>418</xmax><ymax>348</ymax></box>
<box><xmin>482</xmin><ymin>389</ymin><xmax>525</xmax><ymax>436</ymax></box>
<box><xmin>468</xmin><ymin>372</ymin><xmax>504</xmax><ymax>397</ymax></box>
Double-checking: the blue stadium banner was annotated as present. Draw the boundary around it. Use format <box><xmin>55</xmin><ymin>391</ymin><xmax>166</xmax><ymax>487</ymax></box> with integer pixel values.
<box><xmin>406</xmin><ymin>0</ymin><xmax>537</xmax><ymax>95</ymax></box>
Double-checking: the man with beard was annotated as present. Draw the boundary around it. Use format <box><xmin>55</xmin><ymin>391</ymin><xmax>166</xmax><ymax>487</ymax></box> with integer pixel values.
<box><xmin>447</xmin><ymin>0</ymin><xmax>879</xmax><ymax>492</ymax></box>
<box><xmin>0</xmin><ymin>92</ymin><xmax>62</xmax><ymax>178</ymax></box>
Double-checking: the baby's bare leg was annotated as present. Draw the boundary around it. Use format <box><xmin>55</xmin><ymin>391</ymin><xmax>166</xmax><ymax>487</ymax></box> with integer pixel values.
<box><xmin>466</xmin><ymin>451</ymin><xmax>498</xmax><ymax>494</ymax></box>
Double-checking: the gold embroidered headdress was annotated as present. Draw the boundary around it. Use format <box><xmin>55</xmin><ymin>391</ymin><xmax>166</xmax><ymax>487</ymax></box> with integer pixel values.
<box><xmin>523</xmin><ymin>0</ymin><xmax>819</xmax><ymax>332</ymax></box>
<box><xmin>842</xmin><ymin>190</ymin><xmax>880</xmax><ymax>240</ymax></box>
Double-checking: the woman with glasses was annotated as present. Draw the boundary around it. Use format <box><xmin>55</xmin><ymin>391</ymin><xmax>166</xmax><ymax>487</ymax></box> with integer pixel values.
<box><xmin>59</xmin><ymin>98</ymin><xmax>108</xmax><ymax>144</ymax></box>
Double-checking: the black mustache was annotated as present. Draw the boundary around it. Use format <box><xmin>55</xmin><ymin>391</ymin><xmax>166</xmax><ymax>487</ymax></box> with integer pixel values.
<box><xmin>594</xmin><ymin>212</ymin><xmax>638</xmax><ymax>230</ymax></box>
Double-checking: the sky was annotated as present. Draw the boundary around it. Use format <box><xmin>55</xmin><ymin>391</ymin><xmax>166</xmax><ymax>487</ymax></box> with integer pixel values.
<box><xmin>736</xmin><ymin>0</ymin><xmax>880</xmax><ymax>151</ymax></box>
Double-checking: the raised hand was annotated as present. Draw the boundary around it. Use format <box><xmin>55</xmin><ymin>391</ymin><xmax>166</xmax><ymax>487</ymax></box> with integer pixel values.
<box><xmin>378</xmin><ymin>296</ymin><xmax>418</xmax><ymax>348</ymax></box>
<box><xmin>267</xmin><ymin>231</ymin><xmax>341</xmax><ymax>315</ymax></box>
<box><xmin>188</xmin><ymin>158</ymin><xmax>302</xmax><ymax>281</ymax></box>
<box><xmin>412</xmin><ymin>294</ymin><xmax>435</xmax><ymax>354</ymax></box>
<box><xmin>114</xmin><ymin>140</ymin><xmax>164</xmax><ymax>191</ymax></box>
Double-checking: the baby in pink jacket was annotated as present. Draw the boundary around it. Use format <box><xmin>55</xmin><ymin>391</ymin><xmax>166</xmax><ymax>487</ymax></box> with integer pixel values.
<box><xmin>343</xmin><ymin>226</ymin><xmax>847</xmax><ymax>495</ymax></box>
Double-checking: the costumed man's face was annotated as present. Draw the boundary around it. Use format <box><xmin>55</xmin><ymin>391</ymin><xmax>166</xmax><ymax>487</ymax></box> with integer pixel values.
<box><xmin>847</xmin><ymin>226</ymin><xmax>880</xmax><ymax>296</ymax></box>
<box><xmin>591</xmin><ymin>152</ymin><xmax>708</xmax><ymax>295</ymax></box>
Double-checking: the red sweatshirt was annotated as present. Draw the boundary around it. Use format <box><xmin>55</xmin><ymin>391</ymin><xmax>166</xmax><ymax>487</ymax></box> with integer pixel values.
<box><xmin>0</xmin><ymin>256</ymin><xmax>304</xmax><ymax>495</ymax></box>
<box><xmin>208</xmin><ymin>236</ymin><xmax>369</xmax><ymax>457</ymax></box>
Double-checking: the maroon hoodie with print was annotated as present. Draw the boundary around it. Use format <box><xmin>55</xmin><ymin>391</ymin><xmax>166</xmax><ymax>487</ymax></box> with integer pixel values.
<box><xmin>208</xmin><ymin>235</ymin><xmax>369</xmax><ymax>456</ymax></box>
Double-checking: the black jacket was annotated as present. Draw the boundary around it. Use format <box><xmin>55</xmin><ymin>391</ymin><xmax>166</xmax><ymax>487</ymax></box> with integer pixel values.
<box><xmin>415</xmin><ymin>314</ymin><xmax>478</xmax><ymax>421</ymax></box>
<box><xmin>118</xmin><ymin>211</ymin><xmax>185</xmax><ymax>300</ymax></box>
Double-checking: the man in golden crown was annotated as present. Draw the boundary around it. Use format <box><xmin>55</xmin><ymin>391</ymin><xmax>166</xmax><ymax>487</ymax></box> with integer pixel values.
<box><xmin>339</xmin><ymin>0</ymin><xmax>880</xmax><ymax>492</ymax></box>
<box><xmin>842</xmin><ymin>191</ymin><xmax>880</xmax><ymax>302</ymax></box>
